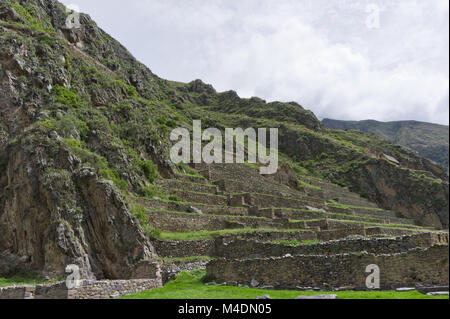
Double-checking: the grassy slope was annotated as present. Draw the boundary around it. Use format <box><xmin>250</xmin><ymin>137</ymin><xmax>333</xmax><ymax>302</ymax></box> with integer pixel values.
<box><xmin>159</xmin><ymin>228</ymin><xmax>310</xmax><ymax>240</ymax></box>
<box><xmin>121</xmin><ymin>271</ymin><xmax>449</xmax><ymax>300</ymax></box>
<box><xmin>0</xmin><ymin>275</ymin><xmax>62</xmax><ymax>287</ymax></box>
<box><xmin>322</xmin><ymin>119</ymin><xmax>449</xmax><ymax>172</ymax></box>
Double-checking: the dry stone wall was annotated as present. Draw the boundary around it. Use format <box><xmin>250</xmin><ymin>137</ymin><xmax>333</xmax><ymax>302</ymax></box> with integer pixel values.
<box><xmin>206</xmin><ymin>245</ymin><xmax>449</xmax><ymax>290</ymax></box>
<box><xmin>146</xmin><ymin>211</ymin><xmax>307</xmax><ymax>232</ymax></box>
<box><xmin>153</xmin><ymin>239</ymin><xmax>216</xmax><ymax>258</ymax></box>
<box><xmin>0</xmin><ymin>278</ymin><xmax>162</xmax><ymax>299</ymax></box>
<box><xmin>213</xmin><ymin>233</ymin><xmax>449</xmax><ymax>259</ymax></box>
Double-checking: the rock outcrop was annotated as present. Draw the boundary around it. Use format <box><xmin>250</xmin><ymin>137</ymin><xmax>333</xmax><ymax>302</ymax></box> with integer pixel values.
<box><xmin>0</xmin><ymin>131</ymin><xmax>159</xmax><ymax>279</ymax></box>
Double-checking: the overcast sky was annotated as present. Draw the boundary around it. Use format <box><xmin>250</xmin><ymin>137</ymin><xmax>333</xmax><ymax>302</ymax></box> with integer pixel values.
<box><xmin>60</xmin><ymin>0</ymin><xmax>449</xmax><ymax>125</ymax></box>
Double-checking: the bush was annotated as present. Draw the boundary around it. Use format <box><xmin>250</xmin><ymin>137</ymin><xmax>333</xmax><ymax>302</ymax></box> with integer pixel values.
<box><xmin>131</xmin><ymin>205</ymin><xmax>161</xmax><ymax>240</ymax></box>
<box><xmin>142</xmin><ymin>224</ymin><xmax>161</xmax><ymax>240</ymax></box>
<box><xmin>63</xmin><ymin>139</ymin><xmax>109</xmax><ymax>173</ymax></box>
<box><xmin>126</xmin><ymin>85</ymin><xmax>138</xmax><ymax>98</ymax></box>
<box><xmin>39</xmin><ymin>119</ymin><xmax>57</xmax><ymax>130</ymax></box>
<box><xmin>10</xmin><ymin>2</ymin><xmax>55</xmax><ymax>33</ymax></box>
<box><xmin>101</xmin><ymin>168</ymin><xmax>129</xmax><ymax>191</ymax></box>
<box><xmin>156</xmin><ymin>116</ymin><xmax>177</xmax><ymax>129</ymax></box>
<box><xmin>168</xmin><ymin>195</ymin><xmax>182</xmax><ymax>202</ymax></box>
<box><xmin>140</xmin><ymin>160</ymin><xmax>158</xmax><ymax>182</ymax></box>
<box><xmin>52</xmin><ymin>85</ymin><xmax>81</xmax><ymax>108</ymax></box>
<box><xmin>165</xmin><ymin>119</ymin><xmax>177</xmax><ymax>128</ymax></box>
<box><xmin>137</xmin><ymin>184</ymin><xmax>166</xmax><ymax>199</ymax></box>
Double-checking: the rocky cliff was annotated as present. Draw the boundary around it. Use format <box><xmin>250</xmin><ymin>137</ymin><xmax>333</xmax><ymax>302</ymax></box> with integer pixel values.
<box><xmin>0</xmin><ymin>0</ymin><xmax>162</xmax><ymax>280</ymax></box>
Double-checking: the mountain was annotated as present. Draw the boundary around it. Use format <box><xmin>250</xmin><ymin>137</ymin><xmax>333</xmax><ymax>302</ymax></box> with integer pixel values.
<box><xmin>322</xmin><ymin>119</ymin><xmax>449</xmax><ymax>172</ymax></box>
<box><xmin>0</xmin><ymin>0</ymin><xmax>448</xmax><ymax>282</ymax></box>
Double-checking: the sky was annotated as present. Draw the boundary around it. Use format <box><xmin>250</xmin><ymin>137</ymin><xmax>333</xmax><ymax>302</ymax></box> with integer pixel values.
<box><xmin>60</xmin><ymin>0</ymin><xmax>449</xmax><ymax>125</ymax></box>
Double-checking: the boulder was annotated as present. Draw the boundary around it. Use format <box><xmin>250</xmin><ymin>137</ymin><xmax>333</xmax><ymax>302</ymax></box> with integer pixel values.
<box><xmin>296</xmin><ymin>294</ymin><xmax>338</xmax><ymax>300</ymax></box>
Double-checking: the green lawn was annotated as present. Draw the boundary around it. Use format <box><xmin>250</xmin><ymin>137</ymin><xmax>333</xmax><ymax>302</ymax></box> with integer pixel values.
<box><xmin>120</xmin><ymin>271</ymin><xmax>449</xmax><ymax>300</ymax></box>
<box><xmin>159</xmin><ymin>228</ymin><xmax>309</xmax><ymax>240</ymax></box>
<box><xmin>0</xmin><ymin>275</ymin><xmax>60</xmax><ymax>287</ymax></box>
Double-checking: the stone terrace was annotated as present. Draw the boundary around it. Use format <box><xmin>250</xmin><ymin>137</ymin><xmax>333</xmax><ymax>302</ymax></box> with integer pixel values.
<box><xmin>133</xmin><ymin>163</ymin><xmax>448</xmax><ymax>289</ymax></box>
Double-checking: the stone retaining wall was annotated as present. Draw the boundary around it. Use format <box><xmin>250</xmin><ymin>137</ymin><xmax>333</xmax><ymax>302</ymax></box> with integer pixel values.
<box><xmin>230</xmin><ymin>193</ymin><xmax>324</xmax><ymax>210</ymax></box>
<box><xmin>146</xmin><ymin>211</ymin><xmax>312</xmax><ymax>232</ymax></box>
<box><xmin>0</xmin><ymin>278</ymin><xmax>162</xmax><ymax>299</ymax></box>
<box><xmin>365</xmin><ymin>227</ymin><xmax>423</xmax><ymax>237</ymax></box>
<box><xmin>171</xmin><ymin>189</ymin><xmax>228</xmax><ymax>206</ymax></box>
<box><xmin>136</xmin><ymin>198</ymin><xmax>248</xmax><ymax>216</ymax></box>
<box><xmin>214</xmin><ymin>233</ymin><xmax>449</xmax><ymax>259</ymax></box>
<box><xmin>153</xmin><ymin>239</ymin><xmax>215</xmax><ymax>258</ymax></box>
<box><xmin>206</xmin><ymin>245</ymin><xmax>449</xmax><ymax>290</ymax></box>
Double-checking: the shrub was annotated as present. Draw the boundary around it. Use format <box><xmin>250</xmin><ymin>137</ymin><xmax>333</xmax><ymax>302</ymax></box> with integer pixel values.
<box><xmin>165</xmin><ymin>119</ymin><xmax>177</xmax><ymax>128</ymax></box>
<box><xmin>156</xmin><ymin>116</ymin><xmax>177</xmax><ymax>129</ymax></box>
<box><xmin>58</xmin><ymin>116</ymin><xmax>89</xmax><ymax>139</ymax></box>
<box><xmin>10</xmin><ymin>2</ymin><xmax>55</xmax><ymax>33</ymax></box>
<box><xmin>39</xmin><ymin>119</ymin><xmax>57</xmax><ymax>130</ymax></box>
<box><xmin>126</xmin><ymin>85</ymin><xmax>138</xmax><ymax>98</ymax></box>
<box><xmin>52</xmin><ymin>85</ymin><xmax>81</xmax><ymax>108</ymax></box>
<box><xmin>131</xmin><ymin>205</ymin><xmax>161</xmax><ymax>240</ymax></box>
<box><xmin>137</xmin><ymin>184</ymin><xmax>166</xmax><ymax>199</ymax></box>
<box><xmin>63</xmin><ymin>139</ymin><xmax>109</xmax><ymax>173</ymax></box>
<box><xmin>142</xmin><ymin>224</ymin><xmax>161</xmax><ymax>240</ymax></box>
<box><xmin>156</xmin><ymin>116</ymin><xmax>167</xmax><ymax>125</ymax></box>
<box><xmin>100</xmin><ymin>168</ymin><xmax>129</xmax><ymax>191</ymax></box>
<box><xmin>140</xmin><ymin>160</ymin><xmax>158</xmax><ymax>183</ymax></box>
<box><xmin>168</xmin><ymin>195</ymin><xmax>182</xmax><ymax>202</ymax></box>
<box><xmin>64</xmin><ymin>138</ymin><xmax>84</xmax><ymax>149</ymax></box>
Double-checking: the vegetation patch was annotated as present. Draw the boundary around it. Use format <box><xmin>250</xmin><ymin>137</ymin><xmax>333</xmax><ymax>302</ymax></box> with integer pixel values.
<box><xmin>297</xmin><ymin>179</ymin><xmax>323</xmax><ymax>191</ymax></box>
<box><xmin>162</xmin><ymin>256</ymin><xmax>213</xmax><ymax>263</ymax></box>
<box><xmin>120</xmin><ymin>271</ymin><xmax>449</xmax><ymax>300</ymax></box>
<box><xmin>0</xmin><ymin>272</ymin><xmax>63</xmax><ymax>288</ymax></box>
<box><xmin>130</xmin><ymin>204</ymin><xmax>162</xmax><ymax>239</ymax></box>
<box><xmin>159</xmin><ymin>228</ymin><xmax>310</xmax><ymax>240</ymax></box>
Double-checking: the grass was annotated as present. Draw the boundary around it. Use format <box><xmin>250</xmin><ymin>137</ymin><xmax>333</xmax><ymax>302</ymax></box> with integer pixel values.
<box><xmin>120</xmin><ymin>270</ymin><xmax>449</xmax><ymax>300</ymax></box>
<box><xmin>331</xmin><ymin>218</ymin><xmax>432</xmax><ymax>230</ymax></box>
<box><xmin>176</xmin><ymin>172</ymin><xmax>206</xmax><ymax>180</ymax></box>
<box><xmin>163</xmin><ymin>256</ymin><xmax>213</xmax><ymax>263</ymax></box>
<box><xmin>273</xmin><ymin>240</ymin><xmax>320</xmax><ymax>246</ymax></box>
<box><xmin>276</xmin><ymin>207</ymin><xmax>388</xmax><ymax>223</ymax></box>
<box><xmin>159</xmin><ymin>228</ymin><xmax>311</xmax><ymax>240</ymax></box>
<box><xmin>298</xmin><ymin>179</ymin><xmax>323</xmax><ymax>191</ymax></box>
<box><xmin>326</xmin><ymin>200</ymin><xmax>385</xmax><ymax>212</ymax></box>
<box><xmin>136</xmin><ymin>197</ymin><xmax>247</xmax><ymax>210</ymax></box>
<box><xmin>146</xmin><ymin>209</ymin><xmax>267</xmax><ymax>220</ymax></box>
<box><xmin>162</xmin><ymin>179</ymin><xmax>216</xmax><ymax>188</ymax></box>
<box><xmin>0</xmin><ymin>274</ymin><xmax>63</xmax><ymax>287</ymax></box>
<box><xmin>291</xmin><ymin>218</ymin><xmax>325</xmax><ymax>223</ymax></box>
<box><xmin>172</xmin><ymin>189</ymin><xmax>227</xmax><ymax>198</ymax></box>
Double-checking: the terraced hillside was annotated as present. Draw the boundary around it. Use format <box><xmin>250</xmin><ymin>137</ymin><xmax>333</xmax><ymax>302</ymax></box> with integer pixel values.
<box><xmin>0</xmin><ymin>0</ymin><xmax>448</xmax><ymax>296</ymax></box>
<box><xmin>136</xmin><ymin>163</ymin><xmax>449</xmax><ymax>288</ymax></box>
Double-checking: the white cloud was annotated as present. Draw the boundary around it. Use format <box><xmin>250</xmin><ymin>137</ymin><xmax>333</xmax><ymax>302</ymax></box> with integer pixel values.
<box><xmin>61</xmin><ymin>0</ymin><xmax>449</xmax><ymax>125</ymax></box>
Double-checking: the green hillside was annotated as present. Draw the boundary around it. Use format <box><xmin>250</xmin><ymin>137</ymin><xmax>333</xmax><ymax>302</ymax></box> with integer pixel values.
<box><xmin>322</xmin><ymin>119</ymin><xmax>449</xmax><ymax>172</ymax></box>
